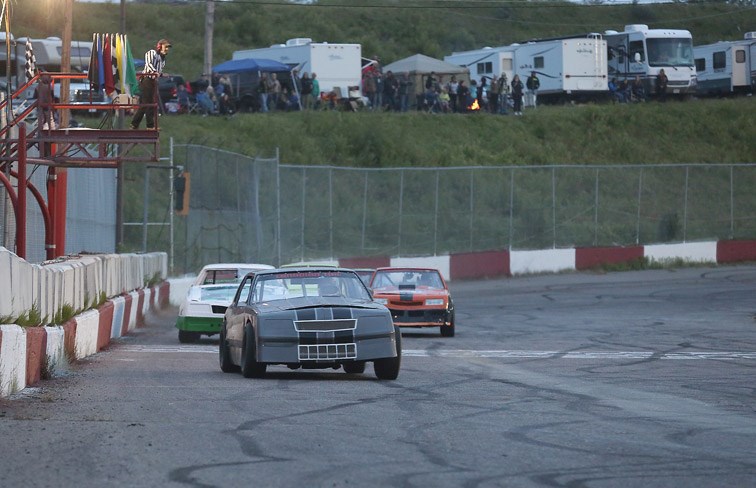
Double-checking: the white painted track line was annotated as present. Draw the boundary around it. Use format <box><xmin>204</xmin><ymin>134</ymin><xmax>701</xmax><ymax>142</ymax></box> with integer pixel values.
<box><xmin>117</xmin><ymin>345</ymin><xmax>756</xmax><ymax>360</ymax></box>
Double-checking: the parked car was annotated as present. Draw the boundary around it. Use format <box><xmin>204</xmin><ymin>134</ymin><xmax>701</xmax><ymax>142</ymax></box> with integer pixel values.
<box><xmin>220</xmin><ymin>267</ymin><xmax>401</xmax><ymax>379</ymax></box>
<box><xmin>370</xmin><ymin>267</ymin><xmax>455</xmax><ymax>337</ymax></box>
<box><xmin>158</xmin><ymin>74</ymin><xmax>187</xmax><ymax>105</ymax></box>
<box><xmin>176</xmin><ymin>263</ymin><xmax>274</xmax><ymax>343</ymax></box>
<box><xmin>352</xmin><ymin>268</ymin><xmax>375</xmax><ymax>287</ymax></box>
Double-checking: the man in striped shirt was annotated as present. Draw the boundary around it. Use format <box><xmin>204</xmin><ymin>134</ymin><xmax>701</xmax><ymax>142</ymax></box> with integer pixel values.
<box><xmin>131</xmin><ymin>39</ymin><xmax>172</xmax><ymax>129</ymax></box>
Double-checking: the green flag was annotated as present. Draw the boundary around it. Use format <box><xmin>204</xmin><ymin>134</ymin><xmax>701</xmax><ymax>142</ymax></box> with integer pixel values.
<box><xmin>124</xmin><ymin>35</ymin><xmax>139</xmax><ymax>96</ymax></box>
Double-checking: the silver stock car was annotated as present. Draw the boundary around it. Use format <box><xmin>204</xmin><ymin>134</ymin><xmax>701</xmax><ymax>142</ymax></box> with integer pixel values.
<box><xmin>220</xmin><ymin>268</ymin><xmax>401</xmax><ymax>380</ymax></box>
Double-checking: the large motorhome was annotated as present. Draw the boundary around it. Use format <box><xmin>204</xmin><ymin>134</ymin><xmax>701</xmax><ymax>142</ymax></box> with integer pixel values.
<box><xmin>232</xmin><ymin>38</ymin><xmax>363</xmax><ymax>97</ymax></box>
<box><xmin>604</xmin><ymin>24</ymin><xmax>696</xmax><ymax>97</ymax></box>
<box><xmin>694</xmin><ymin>32</ymin><xmax>756</xmax><ymax>96</ymax></box>
<box><xmin>0</xmin><ymin>35</ymin><xmax>104</xmax><ymax>108</ymax></box>
<box><xmin>444</xmin><ymin>34</ymin><xmax>608</xmax><ymax>101</ymax></box>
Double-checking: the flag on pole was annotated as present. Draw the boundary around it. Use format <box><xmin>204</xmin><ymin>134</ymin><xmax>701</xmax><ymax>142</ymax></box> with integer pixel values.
<box><xmin>24</xmin><ymin>39</ymin><xmax>37</xmax><ymax>81</ymax></box>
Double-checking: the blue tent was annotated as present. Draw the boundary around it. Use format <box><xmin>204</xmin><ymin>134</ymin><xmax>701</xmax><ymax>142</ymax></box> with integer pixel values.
<box><xmin>212</xmin><ymin>58</ymin><xmax>291</xmax><ymax>74</ymax></box>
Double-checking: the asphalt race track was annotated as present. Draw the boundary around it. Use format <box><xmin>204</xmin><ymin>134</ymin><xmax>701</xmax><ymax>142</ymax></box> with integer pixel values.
<box><xmin>2</xmin><ymin>266</ymin><xmax>755</xmax><ymax>487</ymax></box>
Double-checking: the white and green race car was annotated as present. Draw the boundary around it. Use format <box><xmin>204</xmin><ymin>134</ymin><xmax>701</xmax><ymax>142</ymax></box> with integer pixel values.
<box><xmin>176</xmin><ymin>263</ymin><xmax>274</xmax><ymax>343</ymax></box>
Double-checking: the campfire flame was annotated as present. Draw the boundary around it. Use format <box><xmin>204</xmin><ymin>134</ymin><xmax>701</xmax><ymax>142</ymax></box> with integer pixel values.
<box><xmin>469</xmin><ymin>99</ymin><xmax>480</xmax><ymax>111</ymax></box>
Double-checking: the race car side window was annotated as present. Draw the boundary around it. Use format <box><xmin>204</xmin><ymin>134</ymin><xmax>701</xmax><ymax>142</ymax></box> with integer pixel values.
<box><xmin>233</xmin><ymin>276</ymin><xmax>254</xmax><ymax>305</ymax></box>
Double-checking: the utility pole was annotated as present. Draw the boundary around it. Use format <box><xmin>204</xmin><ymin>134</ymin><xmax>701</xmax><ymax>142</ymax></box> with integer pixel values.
<box><xmin>203</xmin><ymin>0</ymin><xmax>214</xmax><ymax>77</ymax></box>
<box><xmin>60</xmin><ymin>0</ymin><xmax>73</xmax><ymax>128</ymax></box>
<box><xmin>116</xmin><ymin>0</ymin><xmax>127</xmax><ymax>250</ymax></box>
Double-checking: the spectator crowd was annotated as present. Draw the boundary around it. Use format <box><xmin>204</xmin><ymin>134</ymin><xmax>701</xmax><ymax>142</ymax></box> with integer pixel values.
<box><xmin>166</xmin><ymin>57</ymin><xmax>660</xmax><ymax>117</ymax></box>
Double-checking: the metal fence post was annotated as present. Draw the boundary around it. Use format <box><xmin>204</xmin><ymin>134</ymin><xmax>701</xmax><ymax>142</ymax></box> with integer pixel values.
<box><xmin>361</xmin><ymin>172</ymin><xmax>368</xmax><ymax>253</ymax></box>
<box><xmin>275</xmin><ymin>148</ymin><xmax>281</xmax><ymax>266</ymax></box>
<box><xmin>509</xmin><ymin>168</ymin><xmax>514</xmax><ymax>250</ymax></box>
<box><xmin>301</xmin><ymin>167</ymin><xmax>306</xmax><ymax>262</ymax></box>
<box><xmin>142</xmin><ymin>166</ymin><xmax>149</xmax><ymax>252</ymax></box>
<box><xmin>636</xmin><ymin>168</ymin><xmax>643</xmax><ymax>245</ymax></box>
<box><xmin>683</xmin><ymin>165</ymin><xmax>689</xmax><ymax>242</ymax></box>
<box><xmin>469</xmin><ymin>169</ymin><xmax>474</xmax><ymax>251</ymax></box>
<box><xmin>552</xmin><ymin>167</ymin><xmax>556</xmax><ymax>248</ymax></box>
<box><xmin>329</xmin><ymin>168</ymin><xmax>333</xmax><ymax>259</ymax></box>
<box><xmin>594</xmin><ymin>168</ymin><xmax>599</xmax><ymax>246</ymax></box>
<box><xmin>169</xmin><ymin>138</ymin><xmax>174</xmax><ymax>274</ymax></box>
<box><xmin>730</xmin><ymin>165</ymin><xmax>734</xmax><ymax>239</ymax></box>
<box><xmin>433</xmin><ymin>170</ymin><xmax>439</xmax><ymax>256</ymax></box>
<box><xmin>398</xmin><ymin>169</ymin><xmax>404</xmax><ymax>255</ymax></box>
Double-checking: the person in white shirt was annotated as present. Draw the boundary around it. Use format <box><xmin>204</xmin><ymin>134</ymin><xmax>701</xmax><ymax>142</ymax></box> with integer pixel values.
<box><xmin>131</xmin><ymin>38</ymin><xmax>171</xmax><ymax>129</ymax></box>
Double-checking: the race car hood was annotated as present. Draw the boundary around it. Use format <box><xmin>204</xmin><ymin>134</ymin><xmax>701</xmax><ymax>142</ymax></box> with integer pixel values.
<box><xmin>258</xmin><ymin>295</ymin><xmax>385</xmax><ymax>312</ymax></box>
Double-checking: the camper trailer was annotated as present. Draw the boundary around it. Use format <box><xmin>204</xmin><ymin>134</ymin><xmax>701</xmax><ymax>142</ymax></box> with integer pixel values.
<box><xmin>232</xmin><ymin>38</ymin><xmax>363</xmax><ymax>97</ymax></box>
<box><xmin>694</xmin><ymin>33</ymin><xmax>756</xmax><ymax>96</ymax></box>
<box><xmin>1</xmin><ymin>36</ymin><xmax>104</xmax><ymax>106</ymax></box>
<box><xmin>604</xmin><ymin>24</ymin><xmax>696</xmax><ymax>97</ymax></box>
<box><xmin>444</xmin><ymin>34</ymin><xmax>608</xmax><ymax>101</ymax></box>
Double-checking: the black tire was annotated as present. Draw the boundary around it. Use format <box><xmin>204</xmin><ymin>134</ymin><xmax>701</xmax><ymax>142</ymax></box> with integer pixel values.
<box><xmin>241</xmin><ymin>324</ymin><xmax>267</xmax><ymax>378</ymax></box>
<box><xmin>440</xmin><ymin>311</ymin><xmax>455</xmax><ymax>337</ymax></box>
<box><xmin>343</xmin><ymin>361</ymin><xmax>366</xmax><ymax>374</ymax></box>
<box><xmin>374</xmin><ymin>326</ymin><xmax>402</xmax><ymax>380</ymax></box>
<box><xmin>219</xmin><ymin>325</ymin><xmax>239</xmax><ymax>373</ymax></box>
<box><xmin>178</xmin><ymin>330</ymin><xmax>201</xmax><ymax>343</ymax></box>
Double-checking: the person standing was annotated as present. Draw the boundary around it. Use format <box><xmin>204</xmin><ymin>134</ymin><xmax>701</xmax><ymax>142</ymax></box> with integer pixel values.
<box><xmin>488</xmin><ymin>75</ymin><xmax>499</xmax><ymax>114</ymax></box>
<box><xmin>456</xmin><ymin>80</ymin><xmax>470</xmax><ymax>112</ymax></box>
<box><xmin>301</xmin><ymin>72</ymin><xmax>313</xmax><ymax>110</ymax></box>
<box><xmin>268</xmin><ymin>73</ymin><xmax>281</xmax><ymax>111</ymax></box>
<box><xmin>448</xmin><ymin>75</ymin><xmax>459</xmax><ymax>113</ymax></box>
<box><xmin>526</xmin><ymin>71</ymin><xmax>540</xmax><ymax>108</ymax></box>
<box><xmin>311</xmin><ymin>73</ymin><xmax>320</xmax><ymax>109</ymax></box>
<box><xmin>498</xmin><ymin>73</ymin><xmax>509</xmax><ymax>114</ymax></box>
<box><xmin>655</xmin><ymin>69</ymin><xmax>668</xmax><ymax>102</ymax></box>
<box><xmin>258</xmin><ymin>73</ymin><xmax>269</xmax><ymax>113</ymax></box>
<box><xmin>511</xmin><ymin>74</ymin><xmax>524</xmax><ymax>116</ymax></box>
<box><xmin>131</xmin><ymin>38</ymin><xmax>171</xmax><ymax>129</ymax></box>
<box><xmin>398</xmin><ymin>72</ymin><xmax>411</xmax><ymax>112</ymax></box>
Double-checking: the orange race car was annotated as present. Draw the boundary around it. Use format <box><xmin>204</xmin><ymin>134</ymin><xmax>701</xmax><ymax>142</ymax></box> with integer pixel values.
<box><xmin>369</xmin><ymin>267</ymin><xmax>455</xmax><ymax>337</ymax></box>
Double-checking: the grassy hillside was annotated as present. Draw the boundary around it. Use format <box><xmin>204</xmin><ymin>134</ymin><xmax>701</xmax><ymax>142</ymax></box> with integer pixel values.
<box><xmin>11</xmin><ymin>0</ymin><xmax>756</xmax><ymax>81</ymax></box>
<box><xmin>154</xmin><ymin>97</ymin><xmax>756</xmax><ymax>166</ymax></box>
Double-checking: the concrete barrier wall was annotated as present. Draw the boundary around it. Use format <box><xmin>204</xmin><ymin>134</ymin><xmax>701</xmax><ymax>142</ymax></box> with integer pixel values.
<box><xmin>0</xmin><ymin>282</ymin><xmax>170</xmax><ymax>398</ymax></box>
<box><xmin>74</xmin><ymin>310</ymin><xmax>99</xmax><ymax>360</ymax></box>
<box><xmin>336</xmin><ymin>239</ymin><xmax>752</xmax><ymax>282</ymax></box>
<box><xmin>0</xmin><ymin>247</ymin><xmax>166</xmax><ymax>321</ymax></box>
<box><xmin>45</xmin><ymin>326</ymin><xmax>66</xmax><ymax>376</ymax></box>
<box><xmin>510</xmin><ymin>248</ymin><xmax>576</xmax><ymax>276</ymax></box>
<box><xmin>645</xmin><ymin>242</ymin><xmax>718</xmax><ymax>263</ymax></box>
<box><xmin>110</xmin><ymin>296</ymin><xmax>125</xmax><ymax>339</ymax></box>
<box><xmin>0</xmin><ymin>324</ymin><xmax>26</xmax><ymax>397</ymax></box>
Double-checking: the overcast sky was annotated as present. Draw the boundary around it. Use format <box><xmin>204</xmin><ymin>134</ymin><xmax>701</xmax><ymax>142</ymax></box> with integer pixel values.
<box><xmin>75</xmin><ymin>0</ymin><xmax>675</xmax><ymax>4</ymax></box>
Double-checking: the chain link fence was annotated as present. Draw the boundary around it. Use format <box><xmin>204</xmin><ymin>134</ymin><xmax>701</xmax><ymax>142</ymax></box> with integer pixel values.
<box><xmin>169</xmin><ymin>145</ymin><xmax>756</xmax><ymax>274</ymax></box>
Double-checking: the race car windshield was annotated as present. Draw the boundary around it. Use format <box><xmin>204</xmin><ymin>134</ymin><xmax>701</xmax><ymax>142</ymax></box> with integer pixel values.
<box><xmin>198</xmin><ymin>285</ymin><xmax>240</xmax><ymax>302</ymax></box>
<box><xmin>251</xmin><ymin>271</ymin><xmax>371</xmax><ymax>303</ymax></box>
<box><xmin>372</xmin><ymin>270</ymin><xmax>444</xmax><ymax>289</ymax></box>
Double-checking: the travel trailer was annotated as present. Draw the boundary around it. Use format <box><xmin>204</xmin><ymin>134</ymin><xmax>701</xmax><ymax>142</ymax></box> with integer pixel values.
<box><xmin>444</xmin><ymin>34</ymin><xmax>608</xmax><ymax>101</ymax></box>
<box><xmin>232</xmin><ymin>38</ymin><xmax>363</xmax><ymax>97</ymax></box>
<box><xmin>604</xmin><ymin>24</ymin><xmax>697</xmax><ymax>96</ymax></box>
<box><xmin>0</xmin><ymin>36</ymin><xmax>102</xmax><ymax>105</ymax></box>
<box><xmin>694</xmin><ymin>32</ymin><xmax>756</xmax><ymax>96</ymax></box>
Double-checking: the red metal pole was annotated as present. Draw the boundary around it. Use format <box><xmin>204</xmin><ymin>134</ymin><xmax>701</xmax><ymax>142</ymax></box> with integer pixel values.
<box><xmin>46</xmin><ymin>166</ymin><xmax>57</xmax><ymax>258</ymax></box>
<box><xmin>17</xmin><ymin>125</ymin><xmax>27</xmax><ymax>259</ymax></box>
<box><xmin>54</xmin><ymin>168</ymin><xmax>68</xmax><ymax>256</ymax></box>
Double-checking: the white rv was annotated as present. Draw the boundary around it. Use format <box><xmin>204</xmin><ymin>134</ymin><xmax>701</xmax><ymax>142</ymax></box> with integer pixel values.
<box><xmin>694</xmin><ymin>32</ymin><xmax>756</xmax><ymax>96</ymax></box>
<box><xmin>232</xmin><ymin>38</ymin><xmax>363</xmax><ymax>97</ymax></box>
<box><xmin>444</xmin><ymin>34</ymin><xmax>608</xmax><ymax>101</ymax></box>
<box><xmin>604</xmin><ymin>24</ymin><xmax>696</xmax><ymax>97</ymax></box>
<box><xmin>0</xmin><ymin>36</ymin><xmax>102</xmax><ymax>106</ymax></box>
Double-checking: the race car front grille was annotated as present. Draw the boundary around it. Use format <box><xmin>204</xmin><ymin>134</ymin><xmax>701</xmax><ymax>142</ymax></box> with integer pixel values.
<box><xmin>299</xmin><ymin>343</ymin><xmax>357</xmax><ymax>361</ymax></box>
<box><xmin>294</xmin><ymin>318</ymin><xmax>356</xmax><ymax>332</ymax></box>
